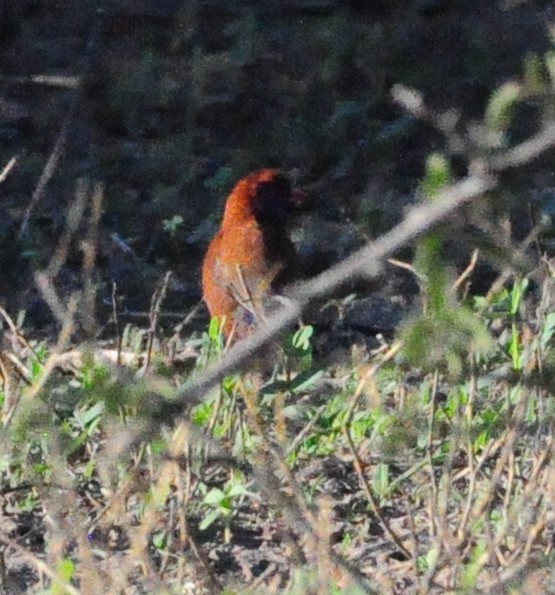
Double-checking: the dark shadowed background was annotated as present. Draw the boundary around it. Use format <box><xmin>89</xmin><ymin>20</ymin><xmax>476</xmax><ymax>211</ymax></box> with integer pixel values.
<box><xmin>0</xmin><ymin>0</ymin><xmax>554</xmax><ymax>328</ymax></box>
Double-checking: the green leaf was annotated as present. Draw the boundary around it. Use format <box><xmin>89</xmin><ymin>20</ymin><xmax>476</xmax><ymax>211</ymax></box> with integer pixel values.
<box><xmin>208</xmin><ymin>316</ymin><xmax>225</xmax><ymax>342</ymax></box>
<box><xmin>402</xmin><ymin>307</ymin><xmax>493</xmax><ymax>378</ymax></box>
<box><xmin>485</xmin><ymin>81</ymin><xmax>521</xmax><ymax>133</ymax></box>
<box><xmin>420</xmin><ymin>153</ymin><xmax>452</xmax><ymax>199</ymax></box>
<box><xmin>51</xmin><ymin>558</ymin><xmax>75</xmax><ymax>595</ymax></box>
<box><xmin>152</xmin><ymin>530</ymin><xmax>168</xmax><ymax>549</ymax></box>
<box><xmin>545</xmin><ymin>50</ymin><xmax>555</xmax><ymax>89</ymax></box>
<box><xmin>510</xmin><ymin>278</ymin><xmax>528</xmax><ymax>316</ymax></box>
<box><xmin>162</xmin><ymin>214</ymin><xmax>184</xmax><ymax>236</ymax></box>
<box><xmin>540</xmin><ymin>312</ymin><xmax>555</xmax><ymax>351</ymax></box>
<box><xmin>461</xmin><ymin>540</ymin><xmax>487</xmax><ymax>590</ymax></box>
<box><xmin>199</xmin><ymin>509</ymin><xmax>221</xmax><ymax>531</ymax></box>
<box><xmin>203</xmin><ymin>488</ymin><xmax>225</xmax><ymax>505</ymax></box>
<box><xmin>373</xmin><ymin>463</ymin><xmax>389</xmax><ymax>498</ymax></box>
<box><xmin>78</xmin><ymin>401</ymin><xmax>105</xmax><ymax>427</ymax></box>
<box><xmin>292</xmin><ymin>325</ymin><xmax>314</xmax><ymax>351</ymax></box>
<box><xmin>523</xmin><ymin>53</ymin><xmax>548</xmax><ymax>94</ymax></box>
<box><xmin>228</xmin><ymin>484</ymin><xmax>250</xmax><ymax>498</ymax></box>
<box><xmin>509</xmin><ymin>322</ymin><xmax>522</xmax><ymax>371</ymax></box>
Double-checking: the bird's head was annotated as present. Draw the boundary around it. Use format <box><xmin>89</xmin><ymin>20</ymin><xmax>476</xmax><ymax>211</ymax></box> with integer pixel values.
<box><xmin>250</xmin><ymin>170</ymin><xmax>307</xmax><ymax>224</ymax></box>
<box><xmin>223</xmin><ymin>169</ymin><xmax>308</xmax><ymax>228</ymax></box>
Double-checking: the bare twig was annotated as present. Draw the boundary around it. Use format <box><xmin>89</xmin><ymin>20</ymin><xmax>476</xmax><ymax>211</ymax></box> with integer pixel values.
<box><xmin>0</xmin><ymin>305</ymin><xmax>39</xmax><ymax>359</ymax></box>
<box><xmin>82</xmin><ymin>183</ymin><xmax>104</xmax><ymax>334</ymax></box>
<box><xmin>46</xmin><ymin>179</ymin><xmax>89</xmax><ymax>279</ymax></box>
<box><xmin>2</xmin><ymin>293</ymin><xmax>79</xmax><ymax>428</ymax></box>
<box><xmin>153</xmin><ymin>121</ymin><xmax>555</xmax><ymax>420</ymax></box>
<box><xmin>142</xmin><ymin>271</ymin><xmax>172</xmax><ymax>373</ymax></box>
<box><xmin>0</xmin><ymin>74</ymin><xmax>81</xmax><ymax>88</ymax></box>
<box><xmin>162</xmin><ymin>173</ymin><xmax>495</xmax><ymax>415</ymax></box>
<box><xmin>344</xmin><ymin>426</ymin><xmax>412</xmax><ymax>559</ymax></box>
<box><xmin>0</xmin><ymin>155</ymin><xmax>18</xmax><ymax>184</ymax></box>
<box><xmin>111</xmin><ymin>282</ymin><xmax>122</xmax><ymax>366</ymax></box>
<box><xmin>18</xmin><ymin>92</ymin><xmax>81</xmax><ymax>239</ymax></box>
<box><xmin>17</xmin><ymin>6</ymin><xmax>102</xmax><ymax>239</ymax></box>
<box><xmin>453</xmin><ymin>248</ymin><xmax>480</xmax><ymax>291</ymax></box>
<box><xmin>488</xmin><ymin>121</ymin><xmax>555</xmax><ymax>170</ymax></box>
<box><xmin>485</xmin><ymin>220</ymin><xmax>546</xmax><ymax>301</ymax></box>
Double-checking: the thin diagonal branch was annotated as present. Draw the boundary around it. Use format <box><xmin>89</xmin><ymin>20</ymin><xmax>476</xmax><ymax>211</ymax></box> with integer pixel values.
<box><xmin>147</xmin><ymin>119</ymin><xmax>555</xmax><ymax>422</ymax></box>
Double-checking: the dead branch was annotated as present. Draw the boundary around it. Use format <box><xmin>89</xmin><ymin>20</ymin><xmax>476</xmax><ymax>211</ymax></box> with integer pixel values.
<box><xmin>151</xmin><ymin>119</ymin><xmax>555</xmax><ymax>420</ymax></box>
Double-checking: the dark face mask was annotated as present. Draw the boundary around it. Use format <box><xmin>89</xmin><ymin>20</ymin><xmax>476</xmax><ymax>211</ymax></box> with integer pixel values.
<box><xmin>251</xmin><ymin>175</ymin><xmax>295</xmax><ymax>225</ymax></box>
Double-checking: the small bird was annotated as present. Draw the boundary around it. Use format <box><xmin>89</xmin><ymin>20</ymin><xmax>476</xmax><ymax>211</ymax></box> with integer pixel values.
<box><xmin>202</xmin><ymin>169</ymin><xmax>306</xmax><ymax>340</ymax></box>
